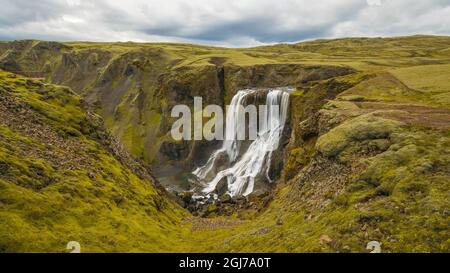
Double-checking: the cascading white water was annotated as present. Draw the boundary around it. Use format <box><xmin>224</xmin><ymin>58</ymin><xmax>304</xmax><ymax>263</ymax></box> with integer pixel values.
<box><xmin>192</xmin><ymin>88</ymin><xmax>290</xmax><ymax>197</ymax></box>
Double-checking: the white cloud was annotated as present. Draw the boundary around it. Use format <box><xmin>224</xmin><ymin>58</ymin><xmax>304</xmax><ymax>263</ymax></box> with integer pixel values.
<box><xmin>0</xmin><ymin>0</ymin><xmax>448</xmax><ymax>46</ymax></box>
<box><xmin>66</xmin><ymin>0</ymin><xmax>81</xmax><ymax>7</ymax></box>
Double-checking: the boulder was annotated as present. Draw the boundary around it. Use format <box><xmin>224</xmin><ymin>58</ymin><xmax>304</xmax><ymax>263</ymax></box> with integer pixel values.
<box><xmin>219</xmin><ymin>193</ymin><xmax>232</xmax><ymax>203</ymax></box>
<box><xmin>319</xmin><ymin>234</ymin><xmax>333</xmax><ymax>245</ymax></box>
<box><xmin>178</xmin><ymin>191</ymin><xmax>194</xmax><ymax>206</ymax></box>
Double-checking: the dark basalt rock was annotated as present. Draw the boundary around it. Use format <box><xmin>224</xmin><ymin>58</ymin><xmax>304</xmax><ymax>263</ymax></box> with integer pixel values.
<box><xmin>159</xmin><ymin>141</ymin><xmax>188</xmax><ymax>160</ymax></box>
<box><xmin>219</xmin><ymin>193</ymin><xmax>232</xmax><ymax>203</ymax></box>
<box><xmin>179</xmin><ymin>191</ymin><xmax>194</xmax><ymax>205</ymax></box>
<box><xmin>182</xmin><ymin>188</ymin><xmax>273</xmax><ymax>217</ymax></box>
<box><xmin>124</xmin><ymin>64</ymin><xmax>137</xmax><ymax>76</ymax></box>
<box><xmin>214</xmin><ymin>177</ymin><xmax>229</xmax><ymax>196</ymax></box>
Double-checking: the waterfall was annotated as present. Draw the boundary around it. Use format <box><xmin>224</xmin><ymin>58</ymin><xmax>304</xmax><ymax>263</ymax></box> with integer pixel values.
<box><xmin>192</xmin><ymin>88</ymin><xmax>290</xmax><ymax>197</ymax></box>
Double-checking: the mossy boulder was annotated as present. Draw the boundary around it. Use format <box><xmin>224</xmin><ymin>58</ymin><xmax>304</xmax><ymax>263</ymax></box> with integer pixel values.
<box><xmin>316</xmin><ymin>114</ymin><xmax>404</xmax><ymax>157</ymax></box>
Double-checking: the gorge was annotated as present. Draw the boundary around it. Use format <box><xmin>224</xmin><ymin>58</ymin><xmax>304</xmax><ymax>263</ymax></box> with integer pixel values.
<box><xmin>0</xmin><ymin>36</ymin><xmax>449</xmax><ymax>252</ymax></box>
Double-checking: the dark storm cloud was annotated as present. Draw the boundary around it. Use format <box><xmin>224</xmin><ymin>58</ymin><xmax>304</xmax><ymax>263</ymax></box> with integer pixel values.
<box><xmin>142</xmin><ymin>17</ymin><xmax>330</xmax><ymax>43</ymax></box>
<box><xmin>139</xmin><ymin>0</ymin><xmax>366</xmax><ymax>43</ymax></box>
<box><xmin>0</xmin><ymin>0</ymin><xmax>67</xmax><ymax>26</ymax></box>
<box><xmin>0</xmin><ymin>0</ymin><xmax>449</xmax><ymax>47</ymax></box>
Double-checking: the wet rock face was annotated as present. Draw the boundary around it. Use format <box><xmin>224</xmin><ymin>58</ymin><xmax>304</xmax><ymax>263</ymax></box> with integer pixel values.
<box><xmin>159</xmin><ymin>141</ymin><xmax>189</xmax><ymax>160</ymax></box>
<box><xmin>214</xmin><ymin>177</ymin><xmax>229</xmax><ymax>196</ymax></box>
<box><xmin>266</xmin><ymin>149</ymin><xmax>285</xmax><ymax>181</ymax></box>
<box><xmin>168</xmin><ymin>81</ymin><xmax>192</xmax><ymax>102</ymax></box>
<box><xmin>190</xmin><ymin>140</ymin><xmax>222</xmax><ymax>167</ymax></box>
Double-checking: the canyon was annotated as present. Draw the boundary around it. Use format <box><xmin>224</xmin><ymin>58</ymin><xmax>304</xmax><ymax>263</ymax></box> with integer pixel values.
<box><xmin>0</xmin><ymin>36</ymin><xmax>449</xmax><ymax>252</ymax></box>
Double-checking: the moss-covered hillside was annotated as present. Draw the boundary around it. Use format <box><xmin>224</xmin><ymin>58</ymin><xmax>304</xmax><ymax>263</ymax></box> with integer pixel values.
<box><xmin>0</xmin><ymin>70</ymin><xmax>189</xmax><ymax>252</ymax></box>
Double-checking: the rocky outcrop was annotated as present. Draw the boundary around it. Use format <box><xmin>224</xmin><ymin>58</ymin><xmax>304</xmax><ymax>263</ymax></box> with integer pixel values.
<box><xmin>222</xmin><ymin>64</ymin><xmax>354</xmax><ymax>100</ymax></box>
<box><xmin>180</xmin><ymin>190</ymin><xmax>273</xmax><ymax>217</ymax></box>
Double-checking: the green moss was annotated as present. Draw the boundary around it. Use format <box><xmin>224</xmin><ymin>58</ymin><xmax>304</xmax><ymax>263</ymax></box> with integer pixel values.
<box><xmin>323</xmin><ymin>100</ymin><xmax>360</xmax><ymax>110</ymax></box>
<box><xmin>390</xmin><ymin>64</ymin><xmax>450</xmax><ymax>107</ymax></box>
<box><xmin>121</xmin><ymin>125</ymin><xmax>144</xmax><ymax>157</ymax></box>
<box><xmin>291</xmin><ymin>89</ymin><xmax>304</xmax><ymax>96</ymax></box>
<box><xmin>338</xmin><ymin>95</ymin><xmax>365</xmax><ymax>102</ymax></box>
<box><xmin>316</xmin><ymin>114</ymin><xmax>404</xmax><ymax>157</ymax></box>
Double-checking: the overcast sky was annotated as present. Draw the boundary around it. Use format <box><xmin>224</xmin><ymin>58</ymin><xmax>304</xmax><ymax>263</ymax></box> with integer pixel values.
<box><xmin>0</xmin><ymin>0</ymin><xmax>449</xmax><ymax>47</ymax></box>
